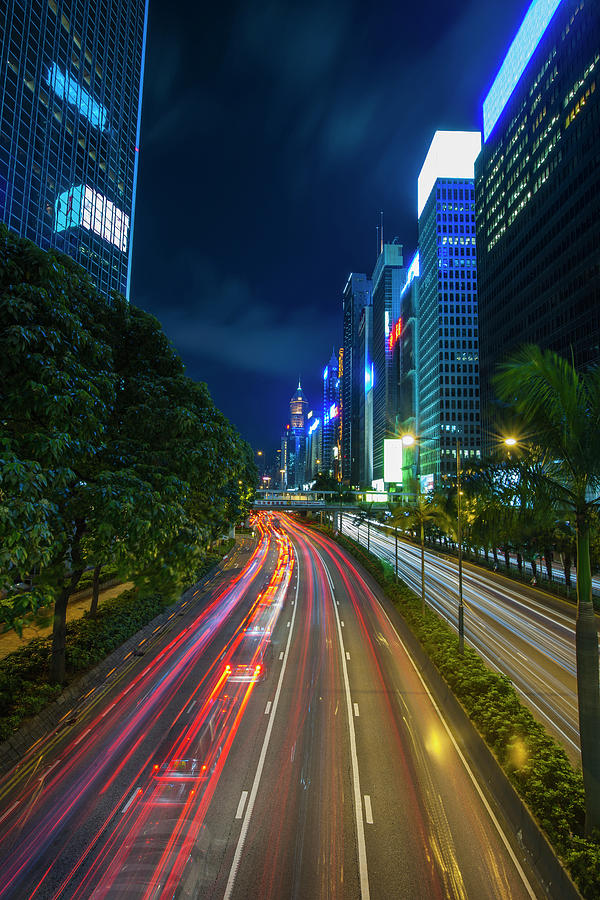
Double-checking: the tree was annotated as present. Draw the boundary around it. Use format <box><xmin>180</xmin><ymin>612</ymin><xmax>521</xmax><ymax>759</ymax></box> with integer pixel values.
<box><xmin>495</xmin><ymin>345</ymin><xmax>600</xmax><ymax>835</ymax></box>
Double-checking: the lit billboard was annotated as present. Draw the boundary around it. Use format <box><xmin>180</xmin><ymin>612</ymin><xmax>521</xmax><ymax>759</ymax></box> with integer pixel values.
<box><xmin>384</xmin><ymin>439</ymin><xmax>403</xmax><ymax>484</ymax></box>
<box><xmin>54</xmin><ymin>185</ymin><xmax>129</xmax><ymax>253</ymax></box>
<box><xmin>417</xmin><ymin>131</ymin><xmax>481</xmax><ymax>217</ymax></box>
<box><xmin>46</xmin><ymin>62</ymin><xmax>108</xmax><ymax>131</ymax></box>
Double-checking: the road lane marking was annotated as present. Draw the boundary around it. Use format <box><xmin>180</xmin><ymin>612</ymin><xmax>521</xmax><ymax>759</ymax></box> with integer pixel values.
<box><xmin>364</xmin><ymin>795</ymin><xmax>373</xmax><ymax>824</ymax></box>
<box><xmin>354</xmin><ymin>703</ymin><xmax>360</xmax><ymax>717</ymax></box>
<box><xmin>341</xmin><ymin>620</ymin><xmax>345</xmax><ymax>627</ymax></box>
<box><xmin>279</xmin><ymin>651</ymin><xmax>284</xmax><ymax>660</ymax></box>
<box><xmin>186</xmin><ymin>701</ymin><xmax>196</xmax><ymax>714</ymax></box>
<box><xmin>320</xmin><ymin>554</ymin><xmax>370</xmax><ymax>900</ymax></box>
<box><xmin>287</xmin><ymin>621</ymin><xmax>291</xmax><ymax>628</ymax></box>
<box><xmin>235</xmin><ymin>791</ymin><xmax>248</xmax><ymax>819</ymax></box>
<box><xmin>73</xmin><ymin>727</ymin><xmax>91</xmax><ymax>747</ymax></box>
<box><xmin>121</xmin><ymin>788</ymin><xmax>141</xmax><ymax>814</ymax></box>
<box><xmin>346</xmin><ymin>651</ymin><xmax>351</xmax><ymax>660</ymax></box>
<box><xmin>378</xmin><ymin>603</ymin><xmax>537</xmax><ymax>900</ymax></box>
<box><xmin>265</xmin><ymin>701</ymin><xmax>272</xmax><ymax>715</ymax></box>
<box><xmin>224</xmin><ymin>561</ymin><xmax>300</xmax><ymax>900</ymax></box>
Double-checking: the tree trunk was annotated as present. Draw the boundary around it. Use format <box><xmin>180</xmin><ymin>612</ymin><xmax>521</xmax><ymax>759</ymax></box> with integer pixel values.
<box><xmin>89</xmin><ymin>564</ymin><xmax>102</xmax><ymax>618</ymax></box>
<box><xmin>504</xmin><ymin>547</ymin><xmax>510</xmax><ymax>568</ymax></box>
<box><xmin>51</xmin><ymin>569</ymin><xmax>83</xmax><ymax>684</ymax></box>
<box><xmin>493</xmin><ymin>546</ymin><xmax>499</xmax><ymax>567</ymax></box>
<box><xmin>531</xmin><ymin>558</ymin><xmax>537</xmax><ymax>581</ymax></box>
<box><xmin>516</xmin><ymin>552</ymin><xmax>523</xmax><ymax>573</ymax></box>
<box><xmin>420</xmin><ymin>522</ymin><xmax>425</xmax><ymax>616</ymax></box>
<box><xmin>574</xmin><ymin>522</ymin><xmax>600</xmax><ymax>835</ymax></box>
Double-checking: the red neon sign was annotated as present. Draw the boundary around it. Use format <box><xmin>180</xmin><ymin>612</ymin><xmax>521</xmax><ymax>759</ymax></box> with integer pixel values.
<box><xmin>389</xmin><ymin>317</ymin><xmax>402</xmax><ymax>351</ymax></box>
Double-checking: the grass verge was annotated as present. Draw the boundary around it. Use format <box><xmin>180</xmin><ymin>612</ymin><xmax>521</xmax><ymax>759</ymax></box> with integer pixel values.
<box><xmin>326</xmin><ymin>525</ymin><xmax>600</xmax><ymax>898</ymax></box>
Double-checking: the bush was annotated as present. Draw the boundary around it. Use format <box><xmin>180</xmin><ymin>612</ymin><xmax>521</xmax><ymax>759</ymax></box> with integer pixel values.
<box><xmin>327</xmin><ymin>528</ymin><xmax>600</xmax><ymax>898</ymax></box>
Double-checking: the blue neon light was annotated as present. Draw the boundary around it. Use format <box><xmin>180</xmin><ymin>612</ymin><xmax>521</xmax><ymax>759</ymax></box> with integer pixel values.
<box><xmin>309</xmin><ymin>418</ymin><xmax>320</xmax><ymax>435</ymax></box>
<box><xmin>46</xmin><ymin>62</ymin><xmax>108</xmax><ymax>131</ymax></box>
<box><xmin>365</xmin><ymin>363</ymin><xmax>374</xmax><ymax>393</ymax></box>
<box><xmin>323</xmin><ymin>366</ymin><xmax>329</xmax><ymax>381</ymax></box>
<box><xmin>483</xmin><ymin>0</ymin><xmax>563</xmax><ymax>142</ymax></box>
<box><xmin>402</xmin><ymin>251</ymin><xmax>420</xmax><ymax>295</ymax></box>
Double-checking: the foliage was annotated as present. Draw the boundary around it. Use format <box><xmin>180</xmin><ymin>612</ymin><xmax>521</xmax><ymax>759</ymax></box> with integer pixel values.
<box><xmin>0</xmin><ymin>227</ymin><xmax>257</xmax><ymax>682</ymax></box>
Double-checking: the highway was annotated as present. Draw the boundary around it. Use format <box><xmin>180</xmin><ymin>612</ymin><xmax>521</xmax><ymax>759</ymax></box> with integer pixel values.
<box><xmin>0</xmin><ymin>514</ymin><xmax>542</xmax><ymax>898</ymax></box>
<box><xmin>340</xmin><ymin>514</ymin><xmax>586</xmax><ymax>763</ymax></box>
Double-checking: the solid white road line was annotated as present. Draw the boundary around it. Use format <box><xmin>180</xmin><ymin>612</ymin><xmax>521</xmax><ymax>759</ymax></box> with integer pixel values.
<box><xmin>235</xmin><ymin>791</ymin><xmax>248</xmax><ymax>819</ymax></box>
<box><xmin>224</xmin><ymin>567</ymin><xmax>300</xmax><ymax>900</ymax></box>
<box><xmin>364</xmin><ymin>795</ymin><xmax>373</xmax><ymax>824</ymax></box>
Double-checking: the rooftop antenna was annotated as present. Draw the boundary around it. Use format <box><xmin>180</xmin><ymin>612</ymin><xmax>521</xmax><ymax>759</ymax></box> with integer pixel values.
<box><xmin>380</xmin><ymin>209</ymin><xmax>384</xmax><ymax>254</ymax></box>
<box><xmin>376</xmin><ymin>223</ymin><xmax>380</xmax><ymax>259</ymax></box>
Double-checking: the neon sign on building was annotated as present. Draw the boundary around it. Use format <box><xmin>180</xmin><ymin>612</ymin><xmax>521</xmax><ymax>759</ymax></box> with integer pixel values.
<box><xmin>46</xmin><ymin>63</ymin><xmax>108</xmax><ymax>131</ymax></box>
<box><xmin>389</xmin><ymin>318</ymin><xmax>402</xmax><ymax>351</ymax></box>
<box><xmin>54</xmin><ymin>185</ymin><xmax>129</xmax><ymax>253</ymax></box>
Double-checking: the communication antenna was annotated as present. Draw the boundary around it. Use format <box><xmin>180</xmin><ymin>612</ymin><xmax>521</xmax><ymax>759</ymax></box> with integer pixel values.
<box><xmin>380</xmin><ymin>209</ymin><xmax>384</xmax><ymax>253</ymax></box>
<box><xmin>376</xmin><ymin>224</ymin><xmax>380</xmax><ymax>259</ymax></box>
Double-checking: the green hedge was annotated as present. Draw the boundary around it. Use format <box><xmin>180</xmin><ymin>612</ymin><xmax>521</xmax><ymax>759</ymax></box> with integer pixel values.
<box><xmin>328</xmin><ymin>528</ymin><xmax>600</xmax><ymax>898</ymax></box>
<box><xmin>0</xmin><ymin>547</ymin><xmax>230</xmax><ymax>741</ymax></box>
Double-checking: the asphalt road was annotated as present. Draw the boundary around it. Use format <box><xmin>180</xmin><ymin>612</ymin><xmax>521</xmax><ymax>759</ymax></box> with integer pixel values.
<box><xmin>0</xmin><ymin>515</ymin><xmax>543</xmax><ymax>898</ymax></box>
<box><xmin>340</xmin><ymin>515</ymin><xmax>587</xmax><ymax>763</ymax></box>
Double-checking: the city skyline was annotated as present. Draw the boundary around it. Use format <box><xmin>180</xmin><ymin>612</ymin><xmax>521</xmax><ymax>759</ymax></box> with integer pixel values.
<box><xmin>130</xmin><ymin>0</ymin><xmax>529</xmax><ymax>450</ymax></box>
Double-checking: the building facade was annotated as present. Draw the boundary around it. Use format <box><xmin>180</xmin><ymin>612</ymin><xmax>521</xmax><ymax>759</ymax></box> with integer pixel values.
<box><xmin>286</xmin><ymin>380</ymin><xmax>308</xmax><ymax>489</ymax></box>
<box><xmin>418</xmin><ymin>131</ymin><xmax>482</xmax><ymax>485</ymax></box>
<box><xmin>322</xmin><ymin>350</ymin><xmax>341</xmax><ymax>479</ymax></box>
<box><xmin>0</xmin><ymin>0</ymin><xmax>148</xmax><ymax>298</ymax></box>
<box><xmin>341</xmin><ymin>272</ymin><xmax>372</xmax><ymax>486</ymax></box>
<box><xmin>358</xmin><ymin>305</ymin><xmax>373</xmax><ymax>487</ymax></box>
<box><xmin>475</xmin><ymin>0</ymin><xmax>600</xmax><ymax>445</ymax></box>
<box><xmin>371</xmin><ymin>241</ymin><xmax>405</xmax><ymax>489</ymax></box>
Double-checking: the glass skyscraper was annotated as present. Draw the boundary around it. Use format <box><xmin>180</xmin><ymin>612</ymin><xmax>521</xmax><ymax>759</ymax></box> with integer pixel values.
<box><xmin>341</xmin><ymin>272</ymin><xmax>371</xmax><ymax>487</ymax></box>
<box><xmin>417</xmin><ymin>131</ymin><xmax>482</xmax><ymax>485</ymax></box>
<box><xmin>475</xmin><ymin>0</ymin><xmax>600</xmax><ymax>447</ymax></box>
<box><xmin>0</xmin><ymin>0</ymin><xmax>148</xmax><ymax>298</ymax></box>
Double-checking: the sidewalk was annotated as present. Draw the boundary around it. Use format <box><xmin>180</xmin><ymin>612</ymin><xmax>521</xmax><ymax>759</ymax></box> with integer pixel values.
<box><xmin>0</xmin><ymin>582</ymin><xmax>134</xmax><ymax>661</ymax></box>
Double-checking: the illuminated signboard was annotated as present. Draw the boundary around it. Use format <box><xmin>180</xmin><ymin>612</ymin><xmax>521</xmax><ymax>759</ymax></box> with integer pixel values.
<box><xmin>46</xmin><ymin>62</ymin><xmax>108</xmax><ymax>131</ymax></box>
<box><xmin>383</xmin><ymin>439</ymin><xmax>403</xmax><ymax>484</ymax></box>
<box><xmin>308</xmin><ymin>418</ymin><xmax>320</xmax><ymax>435</ymax></box>
<box><xmin>402</xmin><ymin>252</ymin><xmax>420</xmax><ymax>295</ymax></box>
<box><xmin>417</xmin><ymin>131</ymin><xmax>481</xmax><ymax>218</ymax></box>
<box><xmin>54</xmin><ymin>185</ymin><xmax>129</xmax><ymax>253</ymax></box>
<box><xmin>420</xmin><ymin>473</ymin><xmax>435</xmax><ymax>493</ymax></box>
<box><xmin>323</xmin><ymin>366</ymin><xmax>329</xmax><ymax>381</ymax></box>
<box><xmin>483</xmin><ymin>0</ymin><xmax>563</xmax><ymax>142</ymax></box>
<box><xmin>365</xmin><ymin>363</ymin><xmax>374</xmax><ymax>393</ymax></box>
<box><xmin>329</xmin><ymin>403</ymin><xmax>339</xmax><ymax>420</ymax></box>
<box><xmin>389</xmin><ymin>318</ymin><xmax>402</xmax><ymax>351</ymax></box>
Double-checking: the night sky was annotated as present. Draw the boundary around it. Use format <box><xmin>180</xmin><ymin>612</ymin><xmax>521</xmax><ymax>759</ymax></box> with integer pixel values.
<box><xmin>131</xmin><ymin>0</ymin><xmax>528</xmax><ymax>455</ymax></box>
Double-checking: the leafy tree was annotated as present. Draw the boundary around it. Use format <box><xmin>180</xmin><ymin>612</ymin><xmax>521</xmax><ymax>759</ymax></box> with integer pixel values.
<box><xmin>390</xmin><ymin>486</ymin><xmax>445</xmax><ymax>614</ymax></box>
<box><xmin>495</xmin><ymin>345</ymin><xmax>600</xmax><ymax>834</ymax></box>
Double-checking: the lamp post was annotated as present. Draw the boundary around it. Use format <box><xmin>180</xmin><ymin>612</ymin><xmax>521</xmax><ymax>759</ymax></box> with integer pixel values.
<box><xmin>402</xmin><ymin>433</ymin><xmax>426</xmax><ymax>613</ymax></box>
<box><xmin>457</xmin><ymin>436</ymin><xmax>464</xmax><ymax>655</ymax></box>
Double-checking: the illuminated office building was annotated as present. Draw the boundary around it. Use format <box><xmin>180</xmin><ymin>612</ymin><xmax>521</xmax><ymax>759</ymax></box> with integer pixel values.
<box><xmin>342</xmin><ymin>272</ymin><xmax>372</xmax><ymax>486</ymax></box>
<box><xmin>358</xmin><ymin>305</ymin><xmax>373</xmax><ymax>487</ymax></box>
<box><xmin>475</xmin><ymin>0</ymin><xmax>600</xmax><ymax>445</ymax></box>
<box><xmin>287</xmin><ymin>380</ymin><xmax>308</xmax><ymax>489</ymax></box>
<box><xmin>322</xmin><ymin>350</ymin><xmax>341</xmax><ymax>479</ymax></box>
<box><xmin>392</xmin><ymin>252</ymin><xmax>420</xmax><ymax>484</ymax></box>
<box><xmin>0</xmin><ymin>0</ymin><xmax>149</xmax><ymax>298</ymax></box>
<box><xmin>306</xmin><ymin>411</ymin><xmax>322</xmax><ymax>483</ymax></box>
<box><xmin>418</xmin><ymin>131</ymin><xmax>482</xmax><ymax>486</ymax></box>
<box><xmin>371</xmin><ymin>241</ymin><xmax>405</xmax><ymax>489</ymax></box>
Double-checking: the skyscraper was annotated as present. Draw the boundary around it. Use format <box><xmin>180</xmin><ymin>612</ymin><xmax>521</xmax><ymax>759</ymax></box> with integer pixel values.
<box><xmin>358</xmin><ymin>305</ymin><xmax>373</xmax><ymax>487</ymax></box>
<box><xmin>322</xmin><ymin>350</ymin><xmax>341</xmax><ymax>479</ymax></box>
<box><xmin>0</xmin><ymin>0</ymin><xmax>149</xmax><ymax>299</ymax></box>
<box><xmin>342</xmin><ymin>272</ymin><xmax>372</xmax><ymax>486</ymax></box>
<box><xmin>287</xmin><ymin>380</ymin><xmax>308</xmax><ymax>489</ymax></box>
<box><xmin>393</xmin><ymin>252</ymin><xmax>420</xmax><ymax>484</ymax></box>
<box><xmin>371</xmin><ymin>241</ymin><xmax>405</xmax><ymax>489</ymax></box>
<box><xmin>475</xmin><ymin>0</ymin><xmax>600</xmax><ymax>444</ymax></box>
<box><xmin>418</xmin><ymin>130</ymin><xmax>482</xmax><ymax>485</ymax></box>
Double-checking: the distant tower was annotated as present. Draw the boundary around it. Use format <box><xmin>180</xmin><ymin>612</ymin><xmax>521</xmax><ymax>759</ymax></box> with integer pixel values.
<box><xmin>287</xmin><ymin>379</ymin><xmax>308</xmax><ymax>489</ymax></box>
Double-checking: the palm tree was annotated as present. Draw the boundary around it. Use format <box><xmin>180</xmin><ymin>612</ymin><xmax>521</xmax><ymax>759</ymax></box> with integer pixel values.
<box><xmin>494</xmin><ymin>345</ymin><xmax>600</xmax><ymax>834</ymax></box>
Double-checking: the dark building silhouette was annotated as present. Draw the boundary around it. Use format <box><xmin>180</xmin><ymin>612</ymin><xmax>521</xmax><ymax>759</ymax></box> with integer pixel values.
<box><xmin>342</xmin><ymin>272</ymin><xmax>372</xmax><ymax>487</ymax></box>
<box><xmin>475</xmin><ymin>0</ymin><xmax>600</xmax><ymax>446</ymax></box>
